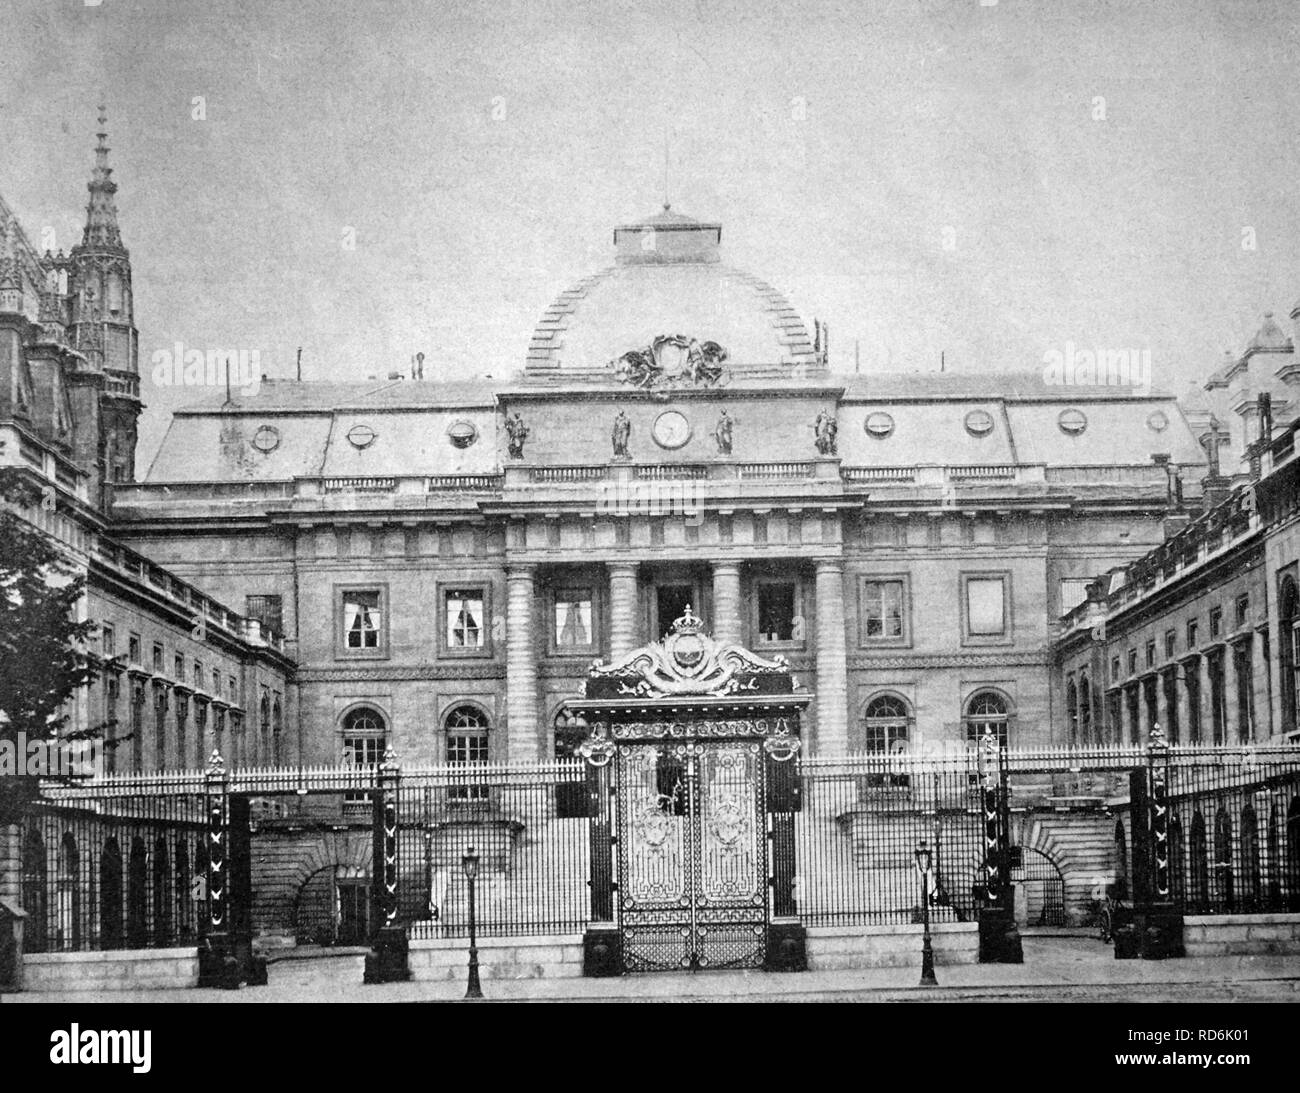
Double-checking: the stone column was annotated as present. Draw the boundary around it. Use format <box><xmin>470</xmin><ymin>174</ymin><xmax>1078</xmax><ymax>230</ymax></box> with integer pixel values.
<box><xmin>814</xmin><ymin>559</ymin><xmax>849</xmax><ymax>757</ymax></box>
<box><xmin>1175</xmin><ymin>660</ymin><xmax>1190</xmax><ymax>748</ymax></box>
<box><xmin>1251</xmin><ymin>631</ymin><xmax>1271</xmax><ymax>740</ymax></box>
<box><xmin>506</xmin><ymin>565</ymin><xmax>539</xmax><ymax>763</ymax></box>
<box><xmin>1156</xmin><ymin>670</ymin><xmax>1173</xmax><ymax>741</ymax></box>
<box><xmin>1223</xmin><ymin>643</ymin><xmax>1241</xmax><ymax>743</ymax></box>
<box><xmin>1198</xmin><ymin>654</ymin><xmax>1215</xmax><ymax>745</ymax></box>
<box><xmin>608</xmin><ymin>562</ymin><xmax>639</xmax><ymax>660</ymax></box>
<box><xmin>712</xmin><ymin>562</ymin><xmax>743</xmax><ymax>646</ymax></box>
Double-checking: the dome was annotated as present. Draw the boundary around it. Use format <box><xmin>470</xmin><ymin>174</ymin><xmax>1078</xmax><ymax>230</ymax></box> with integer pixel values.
<box><xmin>525</xmin><ymin>207</ymin><xmax>820</xmax><ymax>378</ymax></box>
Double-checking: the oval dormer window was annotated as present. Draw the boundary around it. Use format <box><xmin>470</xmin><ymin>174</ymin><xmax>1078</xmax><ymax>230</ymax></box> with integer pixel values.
<box><xmin>447</xmin><ymin>420</ymin><xmax>478</xmax><ymax>449</ymax></box>
<box><xmin>964</xmin><ymin>409</ymin><xmax>995</xmax><ymax>438</ymax></box>
<box><xmin>1146</xmin><ymin>410</ymin><xmax>1169</xmax><ymax>433</ymax></box>
<box><xmin>252</xmin><ymin>425</ymin><xmax>281</xmax><ymax>454</ymax></box>
<box><xmin>346</xmin><ymin>424</ymin><xmax>377</xmax><ymax>450</ymax></box>
<box><xmin>864</xmin><ymin>411</ymin><xmax>895</xmax><ymax>439</ymax></box>
<box><xmin>1057</xmin><ymin>409</ymin><xmax>1088</xmax><ymax>436</ymax></box>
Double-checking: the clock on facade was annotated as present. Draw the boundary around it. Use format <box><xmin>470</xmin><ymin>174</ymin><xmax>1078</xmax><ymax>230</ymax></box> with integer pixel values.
<box><xmin>652</xmin><ymin>410</ymin><xmax>692</xmax><ymax>449</ymax></box>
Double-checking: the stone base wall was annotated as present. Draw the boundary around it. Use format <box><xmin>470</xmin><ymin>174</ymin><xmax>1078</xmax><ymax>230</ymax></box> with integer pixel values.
<box><xmin>807</xmin><ymin>922</ymin><xmax>979</xmax><ymax>968</ymax></box>
<box><xmin>23</xmin><ymin>947</ymin><xmax>199</xmax><ymax>992</ymax></box>
<box><xmin>1182</xmin><ymin>913</ymin><xmax>1300</xmax><ymax>956</ymax></box>
<box><xmin>408</xmin><ymin>933</ymin><xmax>583</xmax><ymax>981</ymax></box>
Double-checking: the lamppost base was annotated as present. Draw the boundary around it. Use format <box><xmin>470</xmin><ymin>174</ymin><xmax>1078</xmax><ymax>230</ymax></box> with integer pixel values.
<box><xmin>1132</xmin><ymin>905</ymin><xmax>1185</xmax><ymax>960</ymax></box>
<box><xmin>582</xmin><ymin>926</ymin><xmax>624</xmax><ymax>977</ymax></box>
<box><xmin>763</xmin><ymin>921</ymin><xmax>807</xmax><ymax>972</ymax></box>
<box><xmin>364</xmin><ymin>926</ymin><xmax>412</xmax><ymax>984</ymax></box>
<box><xmin>977</xmin><ymin>905</ymin><xmax>1023</xmax><ymax>964</ymax></box>
<box><xmin>197</xmin><ymin>934</ymin><xmax>242</xmax><ymax>990</ymax></box>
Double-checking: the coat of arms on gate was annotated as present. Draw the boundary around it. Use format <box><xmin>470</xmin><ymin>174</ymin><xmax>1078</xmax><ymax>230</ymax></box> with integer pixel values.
<box><xmin>707</xmin><ymin>793</ymin><xmax>748</xmax><ymax>851</ymax></box>
<box><xmin>586</xmin><ymin>606</ymin><xmax>796</xmax><ymax>699</ymax></box>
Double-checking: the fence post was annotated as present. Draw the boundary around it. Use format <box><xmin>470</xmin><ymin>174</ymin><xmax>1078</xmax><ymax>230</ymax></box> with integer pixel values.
<box><xmin>365</xmin><ymin>747</ymin><xmax>411</xmax><ymax>983</ymax></box>
<box><xmin>577</xmin><ymin>727</ymin><xmax>621</xmax><ymax>976</ymax></box>
<box><xmin>977</xmin><ymin>728</ymin><xmax>1023</xmax><ymax>963</ymax></box>
<box><xmin>1132</xmin><ymin>726</ymin><xmax>1185</xmax><ymax>959</ymax></box>
<box><xmin>198</xmin><ymin>750</ymin><xmax>240</xmax><ymax>988</ymax></box>
<box><xmin>227</xmin><ymin>792</ymin><xmax>268</xmax><ymax>986</ymax></box>
<box><xmin>763</xmin><ymin>733</ymin><xmax>806</xmax><ymax>971</ymax></box>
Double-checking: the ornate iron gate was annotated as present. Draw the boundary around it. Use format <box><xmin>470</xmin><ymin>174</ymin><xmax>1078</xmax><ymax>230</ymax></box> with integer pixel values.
<box><xmin>616</xmin><ymin>739</ymin><xmax>768</xmax><ymax>971</ymax></box>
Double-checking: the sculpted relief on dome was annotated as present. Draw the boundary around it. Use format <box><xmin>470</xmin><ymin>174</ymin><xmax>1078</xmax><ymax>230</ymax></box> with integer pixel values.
<box><xmin>611</xmin><ymin>334</ymin><xmax>730</xmax><ymax>390</ymax></box>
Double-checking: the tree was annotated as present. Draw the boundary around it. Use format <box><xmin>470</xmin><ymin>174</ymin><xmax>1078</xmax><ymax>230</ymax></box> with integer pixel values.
<box><xmin>0</xmin><ymin>468</ymin><xmax>99</xmax><ymax>822</ymax></box>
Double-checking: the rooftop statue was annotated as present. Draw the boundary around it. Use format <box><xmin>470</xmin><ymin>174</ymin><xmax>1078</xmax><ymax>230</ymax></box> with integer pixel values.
<box><xmin>813</xmin><ymin>409</ymin><xmax>838</xmax><ymax>456</ymax></box>
<box><xmin>505</xmin><ymin>410</ymin><xmax>529</xmax><ymax>459</ymax></box>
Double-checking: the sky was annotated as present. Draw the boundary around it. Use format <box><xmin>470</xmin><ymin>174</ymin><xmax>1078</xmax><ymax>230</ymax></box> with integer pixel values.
<box><xmin>2</xmin><ymin>0</ymin><xmax>1298</xmax><ymax>466</ymax></box>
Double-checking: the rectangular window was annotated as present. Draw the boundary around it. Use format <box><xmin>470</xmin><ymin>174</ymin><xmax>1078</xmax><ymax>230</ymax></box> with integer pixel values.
<box><xmin>553</xmin><ymin>589</ymin><xmax>594</xmax><ymax>649</ymax></box>
<box><xmin>756</xmin><ymin>581</ymin><xmax>799</xmax><ymax>644</ymax></box>
<box><xmin>862</xmin><ymin>580</ymin><xmax>905</xmax><ymax>641</ymax></box>
<box><xmin>1111</xmin><ymin>657</ymin><xmax>1120</xmax><ymax>682</ymax></box>
<box><xmin>963</xmin><ymin>576</ymin><xmax>1007</xmax><ymax>638</ymax></box>
<box><xmin>1234</xmin><ymin>640</ymin><xmax>1253</xmax><ymax>742</ymax></box>
<box><xmin>1059</xmin><ymin>578</ymin><xmax>1091</xmax><ymax>616</ymax></box>
<box><xmin>129</xmin><ymin>634</ymin><xmax>141</xmax><ymax>665</ymax></box>
<box><xmin>655</xmin><ymin>584</ymin><xmax>695</xmax><ymax>640</ymax></box>
<box><xmin>194</xmin><ymin>660</ymin><xmax>203</xmax><ymax>688</ymax></box>
<box><xmin>1186</xmin><ymin>663</ymin><xmax>1202</xmax><ymax>743</ymax></box>
<box><xmin>1235</xmin><ymin>594</ymin><xmax>1249</xmax><ymax>630</ymax></box>
<box><xmin>446</xmin><ymin>589</ymin><xmax>485</xmax><ymax>648</ymax></box>
<box><xmin>1127</xmin><ymin>649</ymin><xmax>1137</xmax><ymax>676</ymax></box>
<box><xmin>1186</xmin><ymin>618</ymin><xmax>1199</xmax><ymax>648</ymax></box>
<box><xmin>1164</xmin><ymin>629</ymin><xmax>1177</xmax><ymax>658</ymax></box>
<box><xmin>447</xmin><ymin>729</ymin><xmax>489</xmax><ymax>802</ymax></box>
<box><xmin>212</xmin><ymin>668</ymin><xmax>220</xmax><ymax>695</ymax></box>
<box><xmin>174</xmin><ymin>654</ymin><xmax>185</xmax><ymax>681</ymax></box>
<box><xmin>228</xmin><ymin>675</ymin><xmax>238</xmax><ymax>704</ymax></box>
<box><xmin>245</xmin><ymin>594</ymin><xmax>284</xmax><ymax>637</ymax></box>
<box><xmin>1163</xmin><ymin>669</ymin><xmax>1180</xmax><ymax>743</ymax></box>
<box><xmin>343</xmin><ymin>590</ymin><xmax>383</xmax><ymax>650</ymax></box>
<box><xmin>102</xmin><ymin>625</ymin><xmax>115</xmax><ymax>657</ymax></box>
<box><xmin>1145</xmin><ymin>640</ymin><xmax>1156</xmax><ymax>668</ymax></box>
<box><xmin>1209</xmin><ymin>606</ymin><xmax>1223</xmax><ymax>639</ymax></box>
<box><xmin>344</xmin><ymin>735</ymin><xmax>386</xmax><ymax>767</ymax></box>
<box><xmin>152</xmin><ymin>643</ymin><xmax>163</xmax><ymax>672</ymax></box>
<box><xmin>1209</xmin><ymin>651</ymin><xmax>1226</xmax><ymax>743</ymax></box>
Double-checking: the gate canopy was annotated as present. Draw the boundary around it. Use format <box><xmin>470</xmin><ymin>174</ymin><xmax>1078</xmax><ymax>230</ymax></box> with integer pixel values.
<box><xmin>564</xmin><ymin>606</ymin><xmax>809</xmax><ymax>740</ymax></box>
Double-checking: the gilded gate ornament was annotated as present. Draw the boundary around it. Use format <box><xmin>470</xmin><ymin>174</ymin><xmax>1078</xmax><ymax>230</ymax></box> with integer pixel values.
<box><xmin>587</xmin><ymin>605</ymin><xmax>794</xmax><ymax>698</ymax></box>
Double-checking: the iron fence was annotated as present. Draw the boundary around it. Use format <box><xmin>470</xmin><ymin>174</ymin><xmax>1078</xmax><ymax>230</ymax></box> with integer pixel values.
<box><xmin>793</xmin><ymin>752</ymin><xmax>989</xmax><ymax>926</ymax></box>
<box><xmin>18</xmin><ymin>773</ymin><xmax>208</xmax><ymax>954</ymax></box>
<box><xmin>1145</xmin><ymin>745</ymin><xmax>1300</xmax><ymax>915</ymax></box>
<box><xmin>399</xmin><ymin>761</ymin><xmax>592</xmax><ymax>940</ymax></box>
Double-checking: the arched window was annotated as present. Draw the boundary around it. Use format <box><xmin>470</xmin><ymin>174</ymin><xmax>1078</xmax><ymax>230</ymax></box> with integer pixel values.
<box><xmin>445</xmin><ymin>705</ymin><xmax>489</xmax><ymax>802</ymax></box>
<box><xmin>1267</xmin><ymin>807</ymin><xmax>1282</xmax><ymax>910</ymax></box>
<box><xmin>272</xmin><ymin>699</ymin><xmax>283</xmax><ymax>765</ymax></box>
<box><xmin>1241</xmin><ymin>806</ymin><xmax>1260</xmax><ymax>912</ymax></box>
<box><xmin>1169</xmin><ymin>817</ymin><xmax>1186</xmax><ymax>909</ymax></box>
<box><xmin>861</xmin><ymin>694</ymin><xmax>912</xmax><ymax>755</ymax></box>
<box><xmin>152</xmin><ymin>839</ymin><xmax>171</xmax><ymax>946</ymax></box>
<box><xmin>1066</xmin><ymin>679</ymin><xmax>1079</xmax><ymax>745</ymax></box>
<box><xmin>553</xmin><ymin>707</ymin><xmax>591</xmax><ymax>817</ymax></box>
<box><xmin>1189</xmin><ymin>812</ymin><xmax>1209</xmax><ymax>913</ymax></box>
<box><xmin>21</xmin><ymin>828</ymin><xmax>48</xmax><ymax>954</ymax></box>
<box><xmin>259</xmin><ymin>693</ymin><xmax>271</xmax><ymax>766</ymax></box>
<box><xmin>176</xmin><ymin>840</ymin><xmax>192</xmax><ymax>942</ymax></box>
<box><xmin>1287</xmin><ymin>797</ymin><xmax>1300</xmax><ymax>913</ymax></box>
<box><xmin>57</xmin><ymin>834</ymin><xmax>81</xmax><ymax>951</ymax></box>
<box><xmin>128</xmin><ymin>837</ymin><xmax>148</xmax><ymax>948</ymax></box>
<box><xmin>1281</xmin><ymin>577</ymin><xmax>1299</xmax><ymax>735</ymax></box>
<box><xmin>1113</xmin><ymin>821</ymin><xmax>1129</xmax><ymax>900</ymax></box>
<box><xmin>965</xmin><ymin>690</ymin><xmax>1010</xmax><ymax>747</ymax></box>
<box><xmin>1214</xmin><ymin>809</ymin><xmax>1235</xmax><ymax>912</ymax></box>
<box><xmin>100</xmin><ymin>838</ymin><xmax>124</xmax><ymax>950</ymax></box>
<box><xmin>1078</xmin><ymin>673</ymin><xmax>1093</xmax><ymax>745</ymax></box>
<box><xmin>342</xmin><ymin>707</ymin><xmax>388</xmax><ymax>767</ymax></box>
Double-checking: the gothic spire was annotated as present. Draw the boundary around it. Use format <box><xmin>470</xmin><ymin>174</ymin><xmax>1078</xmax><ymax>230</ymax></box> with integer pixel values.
<box><xmin>81</xmin><ymin>105</ymin><xmax>124</xmax><ymax>250</ymax></box>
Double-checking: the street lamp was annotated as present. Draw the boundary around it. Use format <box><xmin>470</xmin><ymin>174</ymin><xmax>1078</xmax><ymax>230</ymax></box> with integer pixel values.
<box><xmin>914</xmin><ymin>839</ymin><xmax>938</xmax><ymax>987</ymax></box>
<box><xmin>462</xmin><ymin>846</ymin><xmax>483</xmax><ymax>999</ymax></box>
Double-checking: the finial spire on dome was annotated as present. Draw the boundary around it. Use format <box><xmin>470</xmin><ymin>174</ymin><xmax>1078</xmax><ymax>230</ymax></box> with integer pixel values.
<box><xmin>81</xmin><ymin>104</ymin><xmax>123</xmax><ymax>250</ymax></box>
